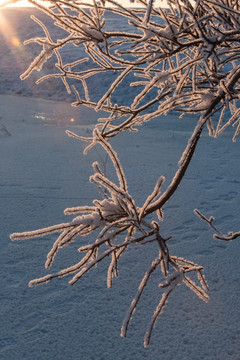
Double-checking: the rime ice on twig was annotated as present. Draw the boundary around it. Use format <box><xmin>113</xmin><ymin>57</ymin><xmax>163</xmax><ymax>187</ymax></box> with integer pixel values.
<box><xmin>17</xmin><ymin>0</ymin><xmax>240</xmax><ymax>141</ymax></box>
<box><xmin>10</xmin><ymin>126</ymin><xmax>209</xmax><ymax>346</ymax></box>
<box><xmin>195</xmin><ymin>208</ymin><xmax>240</xmax><ymax>242</ymax></box>
<box><xmin>9</xmin><ymin>0</ymin><xmax>240</xmax><ymax>348</ymax></box>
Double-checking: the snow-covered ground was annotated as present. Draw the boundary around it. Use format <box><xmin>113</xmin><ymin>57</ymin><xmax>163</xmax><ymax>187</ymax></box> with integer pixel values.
<box><xmin>0</xmin><ymin>7</ymin><xmax>240</xmax><ymax>360</ymax></box>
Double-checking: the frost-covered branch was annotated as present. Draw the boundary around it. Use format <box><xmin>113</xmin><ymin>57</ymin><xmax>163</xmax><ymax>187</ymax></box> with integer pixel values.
<box><xmin>194</xmin><ymin>209</ymin><xmax>240</xmax><ymax>241</ymax></box>
<box><xmin>10</xmin><ymin>125</ymin><xmax>210</xmax><ymax>346</ymax></box>
<box><xmin>8</xmin><ymin>0</ymin><xmax>240</xmax><ymax>348</ymax></box>
<box><xmin>11</xmin><ymin>0</ymin><xmax>240</xmax><ymax>140</ymax></box>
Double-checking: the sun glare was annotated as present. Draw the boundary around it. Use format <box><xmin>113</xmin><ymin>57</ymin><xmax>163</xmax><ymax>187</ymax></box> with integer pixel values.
<box><xmin>0</xmin><ymin>0</ymin><xmax>31</xmax><ymax>6</ymax></box>
<box><xmin>0</xmin><ymin>0</ymin><xmax>170</xmax><ymax>7</ymax></box>
<box><xmin>0</xmin><ymin>8</ymin><xmax>21</xmax><ymax>48</ymax></box>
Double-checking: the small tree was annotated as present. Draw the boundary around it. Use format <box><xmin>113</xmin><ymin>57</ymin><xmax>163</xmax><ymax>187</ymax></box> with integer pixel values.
<box><xmin>7</xmin><ymin>0</ymin><xmax>240</xmax><ymax>347</ymax></box>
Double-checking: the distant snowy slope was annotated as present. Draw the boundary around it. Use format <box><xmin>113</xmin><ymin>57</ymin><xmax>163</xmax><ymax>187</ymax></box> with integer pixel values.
<box><xmin>0</xmin><ymin>7</ymin><xmax>136</xmax><ymax>104</ymax></box>
<box><xmin>0</xmin><ymin>7</ymin><xmax>73</xmax><ymax>100</ymax></box>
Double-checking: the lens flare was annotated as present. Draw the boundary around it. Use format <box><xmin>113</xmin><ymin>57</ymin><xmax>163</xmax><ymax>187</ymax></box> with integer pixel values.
<box><xmin>11</xmin><ymin>36</ymin><xmax>20</xmax><ymax>46</ymax></box>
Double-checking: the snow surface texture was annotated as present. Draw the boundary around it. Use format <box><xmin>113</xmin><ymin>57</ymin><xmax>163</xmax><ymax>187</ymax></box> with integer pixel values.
<box><xmin>0</xmin><ymin>7</ymin><xmax>240</xmax><ymax>360</ymax></box>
